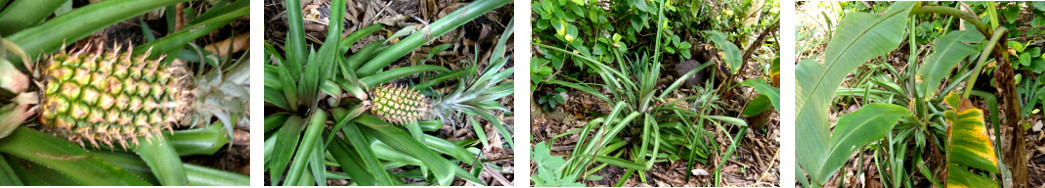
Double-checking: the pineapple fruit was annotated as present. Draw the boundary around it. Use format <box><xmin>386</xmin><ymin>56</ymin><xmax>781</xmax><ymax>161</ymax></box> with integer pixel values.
<box><xmin>368</xmin><ymin>84</ymin><xmax>429</xmax><ymax>124</ymax></box>
<box><xmin>36</xmin><ymin>44</ymin><xmax>193</xmax><ymax>149</ymax></box>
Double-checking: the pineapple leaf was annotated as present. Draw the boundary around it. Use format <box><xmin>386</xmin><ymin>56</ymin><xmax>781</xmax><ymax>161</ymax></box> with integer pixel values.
<box><xmin>0</xmin><ymin>127</ymin><xmax>151</xmax><ymax>185</ymax></box>
<box><xmin>8</xmin><ymin>0</ymin><xmax>192</xmax><ymax>64</ymax></box>
<box><xmin>133</xmin><ymin>133</ymin><xmax>188</xmax><ymax>186</ymax></box>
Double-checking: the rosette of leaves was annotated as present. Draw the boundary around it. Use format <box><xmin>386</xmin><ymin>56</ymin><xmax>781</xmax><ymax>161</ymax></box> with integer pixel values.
<box><xmin>263</xmin><ymin>0</ymin><xmax>513</xmax><ymax>185</ymax></box>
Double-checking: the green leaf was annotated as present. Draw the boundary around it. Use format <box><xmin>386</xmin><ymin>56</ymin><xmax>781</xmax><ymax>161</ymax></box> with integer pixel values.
<box><xmin>167</xmin><ymin>125</ymin><xmax>229</xmax><ymax>156</ymax></box>
<box><xmin>796</xmin><ymin>2</ymin><xmax>914</xmax><ymax>186</ymax></box>
<box><xmin>135</xmin><ymin>0</ymin><xmax>248</xmax><ymax>58</ymax></box>
<box><xmin>704</xmin><ymin>30</ymin><xmax>742</xmax><ymax>74</ymax></box>
<box><xmin>946</xmin><ymin>164</ymin><xmax>998</xmax><ymax>188</ymax></box>
<box><xmin>357</xmin><ymin>115</ymin><xmax>456</xmax><ymax>186</ymax></box>
<box><xmin>283</xmin><ymin>111</ymin><xmax>328</xmax><ymax>186</ymax></box>
<box><xmin>134</xmin><ymin>134</ymin><xmax>188</xmax><ymax>186</ymax></box>
<box><xmin>357</xmin><ymin>0</ymin><xmax>511</xmax><ymax>76</ymax></box>
<box><xmin>916</xmin><ymin>30</ymin><xmax>984</xmax><ymax>99</ymax></box>
<box><xmin>742</xmin><ymin>94</ymin><xmax>772</xmax><ymax>117</ymax></box>
<box><xmin>1031</xmin><ymin>58</ymin><xmax>1045</xmax><ymax>73</ymax></box>
<box><xmin>267</xmin><ymin>115</ymin><xmax>305</xmax><ymax>185</ymax></box>
<box><xmin>0</xmin><ymin>127</ymin><xmax>151</xmax><ymax>185</ymax></box>
<box><xmin>0</xmin><ymin>154</ymin><xmax>22</xmax><ymax>185</ymax></box>
<box><xmin>0</xmin><ymin>0</ymin><xmax>67</xmax><ymax>35</ymax></box>
<box><xmin>739</xmin><ymin>79</ymin><xmax>780</xmax><ymax>112</ymax></box>
<box><xmin>817</xmin><ymin>104</ymin><xmax>910</xmax><ymax>186</ymax></box>
<box><xmin>943</xmin><ymin>92</ymin><xmax>999</xmax><ymax>182</ymax></box>
<box><xmin>184</xmin><ymin>164</ymin><xmax>249</xmax><ymax>186</ymax></box>
<box><xmin>7</xmin><ymin>0</ymin><xmax>191</xmax><ymax>63</ymax></box>
<box><xmin>1009</xmin><ymin>41</ymin><xmax>1026</xmax><ymax>52</ymax></box>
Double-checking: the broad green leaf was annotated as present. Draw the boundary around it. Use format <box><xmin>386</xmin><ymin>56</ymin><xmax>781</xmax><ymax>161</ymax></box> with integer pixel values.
<box><xmin>704</xmin><ymin>30</ymin><xmax>742</xmax><ymax>74</ymax></box>
<box><xmin>916</xmin><ymin>30</ymin><xmax>984</xmax><ymax>99</ymax></box>
<box><xmin>740</xmin><ymin>79</ymin><xmax>780</xmax><ymax>112</ymax></box>
<box><xmin>946</xmin><ymin>164</ymin><xmax>997</xmax><ymax>188</ymax></box>
<box><xmin>796</xmin><ymin>2</ymin><xmax>914</xmax><ymax>186</ymax></box>
<box><xmin>943</xmin><ymin>92</ymin><xmax>999</xmax><ymax>186</ymax></box>
<box><xmin>742</xmin><ymin>94</ymin><xmax>772</xmax><ymax>117</ymax></box>
<box><xmin>816</xmin><ymin>104</ymin><xmax>910</xmax><ymax>185</ymax></box>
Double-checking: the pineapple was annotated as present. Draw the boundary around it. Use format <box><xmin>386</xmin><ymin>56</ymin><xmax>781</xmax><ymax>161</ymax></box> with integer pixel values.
<box><xmin>36</xmin><ymin>44</ymin><xmax>193</xmax><ymax>149</ymax></box>
<box><xmin>368</xmin><ymin>84</ymin><xmax>429</xmax><ymax>124</ymax></box>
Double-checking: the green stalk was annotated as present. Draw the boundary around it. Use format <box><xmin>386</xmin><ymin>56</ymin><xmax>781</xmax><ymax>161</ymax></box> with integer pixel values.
<box><xmin>7</xmin><ymin>0</ymin><xmax>192</xmax><ymax>64</ymax></box>
<box><xmin>134</xmin><ymin>133</ymin><xmax>188</xmax><ymax>186</ymax></box>
<box><xmin>357</xmin><ymin>0</ymin><xmax>511</xmax><ymax>76</ymax></box>
<box><xmin>963</xmin><ymin>27</ymin><xmax>1007</xmax><ymax>99</ymax></box>
<box><xmin>911</xmin><ymin>6</ymin><xmax>990</xmax><ymax>38</ymax></box>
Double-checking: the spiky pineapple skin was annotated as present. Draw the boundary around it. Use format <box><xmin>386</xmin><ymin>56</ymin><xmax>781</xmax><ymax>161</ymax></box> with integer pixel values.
<box><xmin>37</xmin><ymin>45</ymin><xmax>192</xmax><ymax>148</ymax></box>
<box><xmin>369</xmin><ymin>85</ymin><xmax>428</xmax><ymax>124</ymax></box>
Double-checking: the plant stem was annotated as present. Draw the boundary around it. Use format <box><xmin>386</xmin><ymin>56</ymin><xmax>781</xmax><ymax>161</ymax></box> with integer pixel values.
<box><xmin>963</xmin><ymin>27</ymin><xmax>1007</xmax><ymax>99</ymax></box>
<box><xmin>911</xmin><ymin>6</ymin><xmax>990</xmax><ymax>38</ymax></box>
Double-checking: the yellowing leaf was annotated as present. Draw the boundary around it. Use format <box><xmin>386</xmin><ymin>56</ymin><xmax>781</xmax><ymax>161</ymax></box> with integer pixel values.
<box><xmin>943</xmin><ymin>92</ymin><xmax>999</xmax><ymax>188</ymax></box>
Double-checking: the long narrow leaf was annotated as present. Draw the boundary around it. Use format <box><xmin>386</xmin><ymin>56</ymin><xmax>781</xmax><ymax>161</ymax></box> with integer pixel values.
<box><xmin>134</xmin><ymin>134</ymin><xmax>188</xmax><ymax>186</ymax></box>
<box><xmin>0</xmin><ymin>127</ymin><xmax>150</xmax><ymax>185</ymax></box>
<box><xmin>7</xmin><ymin>0</ymin><xmax>191</xmax><ymax>62</ymax></box>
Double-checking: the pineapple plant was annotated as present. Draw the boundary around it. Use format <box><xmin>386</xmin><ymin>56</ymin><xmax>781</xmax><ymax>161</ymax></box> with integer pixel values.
<box><xmin>264</xmin><ymin>0</ymin><xmax>514</xmax><ymax>185</ymax></box>
<box><xmin>36</xmin><ymin>44</ymin><xmax>192</xmax><ymax>149</ymax></box>
<box><xmin>0</xmin><ymin>0</ymin><xmax>249</xmax><ymax>186</ymax></box>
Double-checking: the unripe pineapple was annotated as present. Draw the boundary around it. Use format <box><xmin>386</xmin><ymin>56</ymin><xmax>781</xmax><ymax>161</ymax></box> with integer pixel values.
<box><xmin>368</xmin><ymin>84</ymin><xmax>429</xmax><ymax>124</ymax></box>
<box><xmin>36</xmin><ymin>44</ymin><xmax>192</xmax><ymax>149</ymax></box>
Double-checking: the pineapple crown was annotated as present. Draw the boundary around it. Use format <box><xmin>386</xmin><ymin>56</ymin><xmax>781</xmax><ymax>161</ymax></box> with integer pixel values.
<box><xmin>36</xmin><ymin>43</ymin><xmax>193</xmax><ymax>149</ymax></box>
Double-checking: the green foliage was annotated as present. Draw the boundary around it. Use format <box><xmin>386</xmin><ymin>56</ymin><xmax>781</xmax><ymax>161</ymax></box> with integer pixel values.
<box><xmin>0</xmin><ymin>0</ymin><xmax>248</xmax><ymax>186</ymax></box>
<box><xmin>795</xmin><ymin>2</ymin><xmax>1045</xmax><ymax>187</ymax></box>
<box><xmin>263</xmin><ymin>0</ymin><xmax>512</xmax><ymax>185</ymax></box>
<box><xmin>532</xmin><ymin>142</ymin><xmax>584</xmax><ymax>187</ymax></box>
<box><xmin>705</xmin><ymin>30</ymin><xmax>742</xmax><ymax>74</ymax></box>
<box><xmin>796</xmin><ymin>3</ymin><xmax>914</xmax><ymax>186</ymax></box>
<box><xmin>537</xmin><ymin>88</ymin><xmax>567</xmax><ymax>111</ymax></box>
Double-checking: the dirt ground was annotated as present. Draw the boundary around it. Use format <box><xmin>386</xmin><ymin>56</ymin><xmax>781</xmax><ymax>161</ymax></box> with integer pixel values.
<box><xmin>263</xmin><ymin>0</ymin><xmax>514</xmax><ymax>186</ymax></box>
